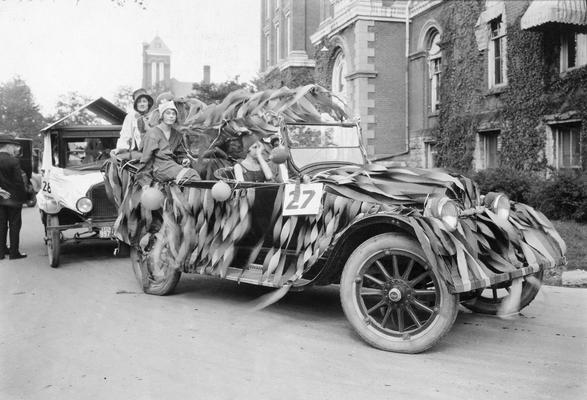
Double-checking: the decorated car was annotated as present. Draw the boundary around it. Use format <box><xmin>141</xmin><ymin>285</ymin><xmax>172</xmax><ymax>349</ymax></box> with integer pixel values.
<box><xmin>37</xmin><ymin>98</ymin><xmax>124</xmax><ymax>267</ymax></box>
<box><xmin>104</xmin><ymin>86</ymin><xmax>566</xmax><ymax>353</ymax></box>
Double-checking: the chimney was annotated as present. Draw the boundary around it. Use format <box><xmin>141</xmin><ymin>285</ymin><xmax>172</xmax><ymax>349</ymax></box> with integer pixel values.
<box><xmin>203</xmin><ymin>65</ymin><xmax>211</xmax><ymax>84</ymax></box>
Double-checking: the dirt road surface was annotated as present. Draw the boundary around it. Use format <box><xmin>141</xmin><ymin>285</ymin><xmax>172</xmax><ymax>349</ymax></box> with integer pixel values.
<box><xmin>1</xmin><ymin>207</ymin><xmax>586</xmax><ymax>400</ymax></box>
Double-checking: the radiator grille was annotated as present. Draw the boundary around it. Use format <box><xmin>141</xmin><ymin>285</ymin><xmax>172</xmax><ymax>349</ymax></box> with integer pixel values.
<box><xmin>87</xmin><ymin>182</ymin><xmax>117</xmax><ymax>221</ymax></box>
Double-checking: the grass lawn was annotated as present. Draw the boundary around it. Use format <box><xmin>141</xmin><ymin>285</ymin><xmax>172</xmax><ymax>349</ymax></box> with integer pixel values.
<box><xmin>546</xmin><ymin>220</ymin><xmax>587</xmax><ymax>286</ymax></box>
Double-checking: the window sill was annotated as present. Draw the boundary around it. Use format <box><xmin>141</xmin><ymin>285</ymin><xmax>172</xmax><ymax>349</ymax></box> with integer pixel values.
<box><xmin>485</xmin><ymin>85</ymin><xmax>508</xmax><ymax>96</ymax></box>
<box><xmin>559</xmin><ymin>65</ymin><xmax>587</xmax><ymax>78</ymax></box>
<box><xmin>428</xmin><ymin>111</ymin><xmax>439</xmax><ymax>118</ymax></box>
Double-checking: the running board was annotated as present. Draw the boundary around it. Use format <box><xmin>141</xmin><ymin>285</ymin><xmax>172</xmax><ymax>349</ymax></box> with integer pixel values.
<box><xmin>194</xmin><ymin>264</ymin><xmax>311</xmax><ymax>288</ymax></box>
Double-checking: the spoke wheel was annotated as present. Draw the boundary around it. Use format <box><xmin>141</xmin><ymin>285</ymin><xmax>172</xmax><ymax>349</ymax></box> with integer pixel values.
<box><xmin>130</xmin><ymin>240</ymin><xmax>181</xmax><ymax>296</ymax></box>
<box><xmin>462</xmin><ymin>270</ymin><xmax>543</xmax><ymax>315</ymax></box>
<box><xmin>340</xmin><ymin>233</ymin><xmax>458</xmax><ymax>353</ymax></box>
<box><xmin>46</xmin><ymin>215</ymin><xmax>61</xmax><ymax>268</ymax></box>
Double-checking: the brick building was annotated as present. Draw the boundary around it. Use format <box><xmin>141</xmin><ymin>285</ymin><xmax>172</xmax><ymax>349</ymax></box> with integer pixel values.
<box><xmin>259</xmin><ymin>0</ymin><xmax>586</xmax><ymax>173</ymax></box>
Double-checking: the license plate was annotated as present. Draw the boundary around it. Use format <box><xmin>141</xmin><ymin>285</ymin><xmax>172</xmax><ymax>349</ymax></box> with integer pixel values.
<box><xmin>99</xmin><ymin>227</ymin><xmax>112</xmax><ymax>239</ymax></box>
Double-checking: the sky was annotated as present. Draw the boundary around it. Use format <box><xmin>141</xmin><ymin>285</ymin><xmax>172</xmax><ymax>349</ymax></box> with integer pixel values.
<box><xmin>0</xmin><ymin>0</ymin><xmax>261</xmax><ymax>114</ymax></box>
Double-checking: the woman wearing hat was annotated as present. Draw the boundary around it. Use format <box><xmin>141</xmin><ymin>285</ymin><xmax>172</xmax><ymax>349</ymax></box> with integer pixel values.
<box><xmin>136</xmin><ymin>100</ymin><xmax>200</xmax><ymax>186</ymax></box>
<box><xmin>114</xmin><ymin>88</ymin><xmax>154</xmax><ymax>153</ymax></box>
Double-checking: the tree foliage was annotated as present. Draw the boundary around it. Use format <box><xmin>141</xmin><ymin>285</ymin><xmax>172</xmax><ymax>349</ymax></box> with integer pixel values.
<box><xmin>51</xmin><ymin>91</ymin><xmax>103</xmax><ymax>126</ymax></box>
<box><xmin>0</xmin><ymin>77</ymin><xmax>45</xmax><ymax>142</ymax></box>
<box><xmin>111</xmin><ymin>85</ymin><xmax>134</xmax><ymax>112</ymax></box>
<box><xmin>190</xmin><ymin>77</ymin><xmax>251</xmax><ymax>104</ymax></box>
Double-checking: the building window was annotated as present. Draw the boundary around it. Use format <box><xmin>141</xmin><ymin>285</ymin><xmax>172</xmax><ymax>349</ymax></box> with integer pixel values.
<box><xmin>560</xmin><ymin>32</ymin><xmax>587</xmax><ymax>72</ymax></box>
<box><xmin>554</xmin><ymin>124</ymin><xmax>581</xmax><ymax>168</ymax></box>
<box><xmin>158</xmin><ymin>62</ymin><xmax>164</xmax><ymax>82</ymax></box>
<box><xmin>265</xmin><ymin>34</ymin><xmax>271</xmax><ymax>68</ymax></box>
<box><xmin>276</xmin><ymin>24</ymin><xmax>281</xmax><ymax>61</ymax></box>
<box><xmin>286</xmin><ymin>14</ymin><xmax>291</xmax><ymax>55</ymax></box>
<box><xmin>425</xmin><ymin>142</ymin><xmax>437</xmax><ymax>168</ymax></box>
<box><xmin>488</xmin><ymin>16</ymin><xmax>507</xmax><ymax>87</ymax></box>
<box><xmin>427</xmin><ymin>30</ymin><xmax>441</xmax><ymax>112</ymax></box>
<box><xmin>331</xmin><ymin>51</ymin><xmax>347</xmax><ymax>104</ymax></box>
<box><xmin>480</xmin><ymin>130</ymin><xmax>500</xmax><ymax>168</ymax></box>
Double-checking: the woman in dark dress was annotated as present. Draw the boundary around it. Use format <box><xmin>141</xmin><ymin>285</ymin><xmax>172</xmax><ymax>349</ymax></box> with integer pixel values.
<box><xmin>233</xmin><ymin>134</ymin><xmax>274</xmax><ymax>183</ymax></box>
<box><xmin>136</xmin><ymin>100</ymin><xmax>200</xmax><ymax>187</ymax></box>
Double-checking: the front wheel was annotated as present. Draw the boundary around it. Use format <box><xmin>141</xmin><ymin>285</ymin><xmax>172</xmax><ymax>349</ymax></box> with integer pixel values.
<box><xmin>340</xmin><ymin>233</ymin><xmax>458</xmax><ymax>353</ymax></box>
<box><xmin>46</xmin><ymin>215</ymin><xmax>61</xmax><ymax>268</ymax></box>
<box><xmin>130</xmin><ymin>241</ymin><xmax>181</xmax><ymax>296</ymax></box>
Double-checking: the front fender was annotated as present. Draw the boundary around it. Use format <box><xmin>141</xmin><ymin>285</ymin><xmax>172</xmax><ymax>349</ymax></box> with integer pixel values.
<box><xmin>306</xmin><ymin>213</ymin><xmax>416</xmax><ymax>285</ymax></box>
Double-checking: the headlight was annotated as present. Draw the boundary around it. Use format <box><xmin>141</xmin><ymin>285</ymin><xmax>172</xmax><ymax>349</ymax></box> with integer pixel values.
<box><xmin>424</xmin><ymin>196</ymin><xmax>459</xmax><ymax>231</ymax></box>
<box><xmin>484</xmin><ymin>192</ymin><xmax>510</xmax><ymax>219</ymax></box>
<box><xmin>76</xmin><ymin>197</ymin><xmax>93</xmax><ymax>213</ymax></box>
<box><xmin>44</xmin><ymin>198</ymin><xmax>62</xmax><ymax>214</ymax></box>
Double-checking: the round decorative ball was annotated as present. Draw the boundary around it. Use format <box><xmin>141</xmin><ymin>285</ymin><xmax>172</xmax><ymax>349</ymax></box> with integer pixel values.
<box><xmin>211</xmin><ymin>181</ymin><xmax>232</xmax><ymax>202</ymax></box>
<box><xmin>141</xmin><ymin>187</ymin><xmax>164</xmax><ymax>210</ymax></box>
<box><xmin>270</xmin><ymin>145</ymin><xmax>289</xmax><ymax>164</ymax></box>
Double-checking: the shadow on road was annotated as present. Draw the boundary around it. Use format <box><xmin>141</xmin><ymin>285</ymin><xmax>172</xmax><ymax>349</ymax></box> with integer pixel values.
<box><xmin>174</xmin><ymin>275</ymin><xmax>344</xmax><ymax>322</ymax></box>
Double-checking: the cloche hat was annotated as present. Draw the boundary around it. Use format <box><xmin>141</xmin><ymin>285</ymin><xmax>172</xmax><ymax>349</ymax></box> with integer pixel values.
<box><xmin>132</xmin><ymin>88</ymin><xmax>154</xmax><ymax>113</ymax></box>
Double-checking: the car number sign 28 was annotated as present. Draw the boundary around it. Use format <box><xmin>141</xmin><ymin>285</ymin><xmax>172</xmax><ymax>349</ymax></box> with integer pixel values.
<box><xmin>282</xmin><ymin>183</ymin><xmax>323</xmax><ymax>216</ymax></box>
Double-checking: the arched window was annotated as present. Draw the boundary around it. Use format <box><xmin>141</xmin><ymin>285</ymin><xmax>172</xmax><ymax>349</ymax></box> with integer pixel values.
<box><xmin>331</xmin><ymin>51</ymin><xmax>347</xmax><ymax>105</ymax></box>
<box><xmin>427</xmin><ymin>30</ymin><xmax>441</xmax><ymax>112</ymax></box>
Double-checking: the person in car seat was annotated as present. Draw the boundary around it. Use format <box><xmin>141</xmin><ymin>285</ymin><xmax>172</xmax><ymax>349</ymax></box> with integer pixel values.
<box><xmin>233</xmin><ymin>134</ymin><xmax>274</xmax><ymax>183</ymax></box>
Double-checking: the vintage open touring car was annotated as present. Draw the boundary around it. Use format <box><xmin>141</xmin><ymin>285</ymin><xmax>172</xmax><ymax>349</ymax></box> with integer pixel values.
<box><xmin>104</xmin><ymin>86</ymin><xmax>566</xmax><ymax>353</ymax></box>
<box><xmin>37</xmin><ymin>98</ymin><xmax>124</xmax><ymax>267</ymax></box>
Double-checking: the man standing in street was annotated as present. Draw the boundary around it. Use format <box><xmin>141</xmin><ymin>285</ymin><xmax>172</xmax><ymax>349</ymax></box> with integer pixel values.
<box><xmin>0</xmin><ymin>133</ymin><xmax>27</xmax><ymax>260</ymax></box>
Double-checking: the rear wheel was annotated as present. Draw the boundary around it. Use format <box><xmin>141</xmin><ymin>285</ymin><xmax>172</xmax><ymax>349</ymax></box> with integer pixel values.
<box><xmin>340</xmin><ymin>233</ymin><xmax>458</xmax><ymax>353</ymax></box>
<box><xmin>130</xmin><ymin>240</ymin><xmax>181</xmax><ymax>296</ymax></box>
<box><xmin>46</xmin><ymin>215</ymin><xmax>61</xmax><ymax>268</ymax></box>
<box><xmin>462</xmin><ymin>270</ymin><xmax>543</xmax><ymax>315</ymax></box>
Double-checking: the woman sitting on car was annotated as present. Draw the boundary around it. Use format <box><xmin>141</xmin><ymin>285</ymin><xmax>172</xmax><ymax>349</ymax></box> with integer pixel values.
<box><xmin>136</xmin><ymin>100</ymin><xmax>200</xmax><ymax>187</ymax></box>
<box><xmin>114</xmin><ymin>88</ymin><xmax>154</xmax><ymax>154</ymax></box>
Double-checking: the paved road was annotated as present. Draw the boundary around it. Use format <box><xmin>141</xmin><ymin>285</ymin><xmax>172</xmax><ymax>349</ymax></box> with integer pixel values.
<box><xmin>1</xmin><ymin>207</ymin><xmax>586</xmax><ymax>400</ymax></box>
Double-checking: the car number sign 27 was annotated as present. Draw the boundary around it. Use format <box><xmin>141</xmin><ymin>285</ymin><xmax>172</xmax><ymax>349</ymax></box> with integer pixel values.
<box><xmin>282</xmin><ymin>183</ymin><xmax>323</xmax><ymax>216</ymax></box>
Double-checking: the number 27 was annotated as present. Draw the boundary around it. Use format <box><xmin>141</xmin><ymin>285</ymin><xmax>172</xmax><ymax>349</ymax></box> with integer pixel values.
<box><xmin>286</xmin><ymin>189</ymin><xmax>315</xmax><ymax>210</ymax></box>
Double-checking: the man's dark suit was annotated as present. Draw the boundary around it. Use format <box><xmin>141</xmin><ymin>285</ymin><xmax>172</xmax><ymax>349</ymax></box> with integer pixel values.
<box><xmin>0</xmin><ymin>151</ymin><xmax>27</xmax><ymax>258</ymax></box>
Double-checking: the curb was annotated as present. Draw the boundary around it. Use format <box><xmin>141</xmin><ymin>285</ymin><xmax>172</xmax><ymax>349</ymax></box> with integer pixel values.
<box><xmin>561</xmin><ymin>269</ymin><xmax>587</xmax><ymax>287</ymax></box>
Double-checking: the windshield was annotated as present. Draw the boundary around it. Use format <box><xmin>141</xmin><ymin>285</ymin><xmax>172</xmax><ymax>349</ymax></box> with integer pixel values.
<box><xmin>286</xmin><ymin>124</ymin><xmax>364</xmax><ymax>169</ymax></box>
<box><xmin>59</xmin><ymin>137</ymin><xmax>117</xmax><ymax>169</ymax></box>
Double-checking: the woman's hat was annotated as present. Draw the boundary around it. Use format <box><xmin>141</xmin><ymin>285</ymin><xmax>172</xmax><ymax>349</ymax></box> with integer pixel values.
<box><xmin>240</xmin><ymin>133</ymin><xmax>259</xmax><ymax>151</ymax></box>
<box><xmin>158</xmin><ymin>100</ymin><xmax>178</xmax><ymax>117</ymax></box>
<box><xmin>156</xmin><ymin>92</ymin><xmax>175</xmax><ymax>105</ymax></box>
<box><xmin>132</xmin><ymin>88</ymin><xmax>154</xmax><ymax>113</ymax></box>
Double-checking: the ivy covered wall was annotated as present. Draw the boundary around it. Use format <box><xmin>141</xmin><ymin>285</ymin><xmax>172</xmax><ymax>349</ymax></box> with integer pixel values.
<box><xmin>254</xmin><ymin>66</ymin><xmax>316</xmax><ymax>91</ymax></box>
<box><xmin>435</xmin><ymin>0</ymin><xmax>587</xmax><ymax>174</ymax></box>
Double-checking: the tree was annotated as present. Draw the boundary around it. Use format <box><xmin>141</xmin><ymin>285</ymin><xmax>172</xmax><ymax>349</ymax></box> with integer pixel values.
<box><xmin>51</xmin><ymin>91</ymin><xmax>104</xmax><ymax>126</ymax></box>
<box><xmin>190</xmin><ymin>76</ymin><xmax>252</xmax><ymax>104</ymax></box>
<box><xmin>0</xmin><ymin>76</ymin><xmax>46</xmax><ymax>142</ymax></box>
<box><xmin>111</xmin><ymin>85</ymin><xmax>134</xmax><ymax>112</ymax></box>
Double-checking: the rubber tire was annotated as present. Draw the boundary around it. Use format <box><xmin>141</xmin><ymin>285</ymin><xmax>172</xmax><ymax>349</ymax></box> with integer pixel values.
<box><xmin>340</xmin><ymin>233</ymin><xmax>458</xmax><ymax>354</ymax></box>
<box><xmin>462</xmin><ymin>270</ymin><xmax>544</xmax><ymax>315</ymax></box>
<box><xmin>130</xmin><ymin>246</ymin><xmax>181</xmax><ymax>296</ymax></box>
<box><xmin>46</xmin><ymin>215</ymin><xmax>61</xmax><ymax>268</ymax></box>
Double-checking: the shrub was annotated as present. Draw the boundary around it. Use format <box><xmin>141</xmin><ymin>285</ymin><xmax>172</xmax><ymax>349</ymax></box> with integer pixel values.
<box><xmin>471</xmin><ymin>167</ymin><xmax>536</xmax><ymax>203</ymax></box>
<box><xmin>527</xmin><ymin>171</ymin><xmax>587</xmax><ymax>222</ymax></box>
